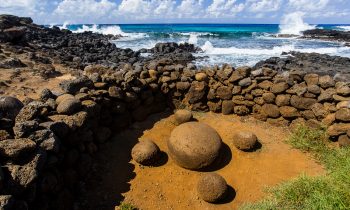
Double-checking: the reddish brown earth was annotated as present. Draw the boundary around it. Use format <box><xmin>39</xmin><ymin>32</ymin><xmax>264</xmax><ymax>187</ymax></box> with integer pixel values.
<box><xmin>82</xmin><ymin>112</ymin><xmax>324</xmax><ymax>210</ymax></box>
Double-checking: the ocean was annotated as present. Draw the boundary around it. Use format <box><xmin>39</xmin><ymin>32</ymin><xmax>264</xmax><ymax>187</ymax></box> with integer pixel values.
<box><xmin>57</xmin><ymin>22</ymin><xmax>350</xmax><ymax>67</ymax></box>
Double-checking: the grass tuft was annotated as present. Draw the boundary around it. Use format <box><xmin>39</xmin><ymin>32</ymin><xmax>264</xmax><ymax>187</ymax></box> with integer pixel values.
<box><xmin>119</xmin><ymin>202</ymin><xmax>137</xmax><ymax>210</ymax></box>
<box><xmin>241</xmin><ymin>125</ymin><xmax>350</xmax><ymax>210</ymax></box>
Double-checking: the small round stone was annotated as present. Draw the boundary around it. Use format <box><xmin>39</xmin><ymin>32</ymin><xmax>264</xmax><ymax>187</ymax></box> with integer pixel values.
<box><xmin>56</xmin><ymin>94</ymin><xmax>75</xmax><ymax>104</ymax></box>
<box><xmin>56</xmin><ymin>98</ymin><xmax>81</xmax><ymax>115</ymax></box>
<box><xmin>232</xmin><ymin>131</ymin><xmax>258</xmax><ymax>151</ymax></box>
<box><xmin>0</xmin><ymin>96</ymin><xmax>23</xmax><ymax>120</ymax></box>
<box><xmin>174</xmin><ymin>109</ymin><xmax>192</xmax><ymax>125</ymax></box>
<box><xmin>197</xmin><ymin>173</ymin><xmax>227</xmax><ymax>203</ymax></box>
<box><xmin>131</xmin><ymin>140</ymin><xmax>160</xmax><ymax>165</ymax></box>
<box><xmin>168</xmin><ymin>122</ymin><xmax>222</xmax><ymax>170</ymax></box>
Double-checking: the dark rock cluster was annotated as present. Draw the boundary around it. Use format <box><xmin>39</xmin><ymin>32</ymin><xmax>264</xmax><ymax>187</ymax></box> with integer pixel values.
<box><xmin>302</xmin><ymin>29</ymin><xmax>350</xmax><ymax>45</ymax></box>
<box><xmin>254</xmin><ymin>51</ymin><xmax>350</xmax><ymax>80</ymax></box>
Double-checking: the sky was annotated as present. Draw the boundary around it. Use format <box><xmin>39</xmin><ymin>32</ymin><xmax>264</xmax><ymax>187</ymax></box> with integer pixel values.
<box><xmin>0</xmin><ymin>0</ymin><xmax>350</xmax><ymax>24</ymax></box>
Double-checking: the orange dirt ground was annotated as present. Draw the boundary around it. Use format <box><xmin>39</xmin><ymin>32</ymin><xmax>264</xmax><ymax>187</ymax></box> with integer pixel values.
<box><xmin>82</xmin><ymin>111</ymin><xmax>324</xmax><ymax>210</ymax></box>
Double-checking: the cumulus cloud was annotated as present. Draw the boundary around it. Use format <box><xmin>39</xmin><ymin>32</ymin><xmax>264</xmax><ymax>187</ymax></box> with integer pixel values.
<box><xmin>176</xmin><ymin>0</ymin><xmax>205</xmax><ymax>18</ymax></box>
<box><xmin>118</xmin><ymin>0</ymin><xmax>176</xmax><ymax>19</ymax></box>
<box><xmin>206</xmin><ymin>0</ymin><xmax>245</xmax><ymax>17</ymax></box>
<box><xmin>288</xmin><ymin>0</ymin><xmax>330</xmax><ymax>11</ymax></box>
<box><xmin>0</xmin><ymin>0</ymin><xmax>42</xmax><ymax>17</ymax></box>
<box><xmin>53</xmin><ymin>0</ymin><xmax>118</xmax><ymax>23</ymax></box>
<box><xmin>248</xmin><ymin>0</ymin><xmax>283</xmax><ymax>12</ymax></box>
<box><xmin>0</xmin><ymin>0</ymin><xmax>349</xmax><ymax>24</ymax></box>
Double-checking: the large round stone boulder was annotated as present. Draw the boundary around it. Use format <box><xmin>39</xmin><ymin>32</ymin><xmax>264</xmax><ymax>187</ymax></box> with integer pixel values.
<box><xmin>0</xmin><ymin>96</ymin><xmax>23</xmax><ymax>120</ymax></box>
<box><xmin>174</xmin><ymin>109</ymin><xmax>192</xmax><ymax>125</ymax></box>
<box><xmin>232</xmin><ymin>131</ymin><xmax>258</xmax><ymax>151</ymax></box>
<box><xmin>197</xmin><ymin>173</ymin><xmax>227</xmax><ymax>203</ymax></box>
<box><xmin>131</xmin><ymin>140</ymin><xmax>160</xmax><ymax>165</ymax></box>
<box><xmin>167</xmin><ymin>122</ymin><xmax>222</xmax><ymax>170</ymax></box>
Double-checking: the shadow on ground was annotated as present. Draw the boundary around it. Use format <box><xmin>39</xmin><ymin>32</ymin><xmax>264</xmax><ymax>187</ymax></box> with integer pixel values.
<box><xmin>80</xmin><ymin>111</ymin><xmax>172</xmax><ymax>210</ymax></box>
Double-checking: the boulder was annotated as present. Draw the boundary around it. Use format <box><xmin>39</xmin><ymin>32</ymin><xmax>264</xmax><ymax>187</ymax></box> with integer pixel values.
<box><xmin>335</xmin><ymin>108</ymin><xmax>350</xmax><ymax>122</ymax></box>
<box><xmin>59</xmin><ymin>77</ymin><xmax>93</xmax><ymax>94</ymax></box>
<box><xmin>56</xmin><ymin>98</ymin><xmax>81</xmax><ymax>115</ymax></box>
<box><xmin>319</xmin><ymin>75</ymin><xmax>335</xmax><ymax>88</ymax></box>
<box><xmin>131</xmin><ymin>140</ymin><xmax>160</xmax><ymax>165</ymax></box>
<box><xmin>185</xmin><ymin>81</ymin><xmax>207</xmax><ymax>104</ymax></box>
<box><xmin>327</xmin><ymin>123</ymin><xmax>350</xmax><ymax>137</ymax></box>
<box><xmin>0</xmin><ymin>138</ymin><xmax>36</xmax><ymax>159</ymax></box>
<box><xmin>304</xmin><ymin>74</ymin><xmax>319</xmax><ymax>86</ymax></box>
<box><xmin>232</xmin><ymin>131</ymin><xmax>258</xmax><ymax>151</ymax></box>
<box><xmin>238</xmin><ymin>78</ymin><xmax>252</xmax><ymax>87</ymax></box>
<box><xmin>6</xmin><ymin>151</ymin><xmax>46</xmax><ymax>195</ymax></box>
<box><xmin>271</xmin><ymin>82</ymin><xmax>289</xmax><ymax>94</ymax></box>
<box><xmin>56</xmin><ymin>94</ymin><xmax>75</xmax><ymax>104</ymax></box>
<box><xmin>261</xmin><ymin>104</ymin><xmax>280</xmax><ymax>118</ymax></box>
<box><xmin>290</xmin><ymin>95</ymin><xmax>317</xmax><ymax>110</ymax></box>
<box><xmin>197</xmin><ymin>173</ymin><xmax>227</xmax><ymax>203</ymax></box>
<box><xmin>0</xmin><ymin>96</ymin><xmax>23</xmax><ymax>120</ymax></box>
<box><xmin>174</xmin><ymin>109</ymin><xmax>192</xmax><ymax>125</ymax></box>
<box><xmin>262</xmin><ymin>93</ymin><xmax>275</xmax><ymax>104</ymax></box>
<box><xmin>13</xmin><ymin>120</ymin><xmax>39</xmax><ymax>138</ymax></box>
<box><xmin>279</xmin><ymin>106</ymin><xmax>299</xmax><ymax>118</ymax></box>
<box><xmin>216</xmin><ymin>86</ymin><xmax>232</xmax><ymax>100</ymax></box>
<box><xmin>167</xmin><ymin>122</ymin><xmax>222</xmax><ymax>170</ymax></box>
<box><xmin>222</xmin><ymin>100</ymin><xmax>234</xmax><ymax>115</ymax></box>
<box><xmin>275</xmin><ymin>94</ymin><xmax>291</xmax><ymax>106</ymax></box>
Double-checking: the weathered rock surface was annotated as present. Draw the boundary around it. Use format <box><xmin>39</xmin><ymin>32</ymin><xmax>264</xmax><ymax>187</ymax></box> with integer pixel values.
<box><xmin>168</xmin><ymin>122</ymin><xmax>222</xmax><ymax>170</ymax></box>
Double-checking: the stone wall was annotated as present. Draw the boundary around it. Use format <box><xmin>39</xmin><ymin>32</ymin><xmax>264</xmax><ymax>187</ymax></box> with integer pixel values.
<box><xmin>1</xmin><ymin>63</ymin><xmax>350</xmax><ymax>210</ymax></box>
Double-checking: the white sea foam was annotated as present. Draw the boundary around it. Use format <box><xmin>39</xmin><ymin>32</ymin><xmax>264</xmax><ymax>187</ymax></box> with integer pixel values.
<box><xmin>201</xmin><ymin>41</ymin><xmax>350</xmax><ymax>56</ymax></box>
<box><xmin>279</xmin><ymin>12</ymin><xmax>316</xmax><ymax>35</ymax></box>
<box><xmin>188</xmin><ymin>34</ymin><xmax>198</xmax><ymax>45</ymax></box>
<box><xmin>59</xmin><ymin>21</ymin><xmax>69</xmax><ymax>30</ymax></box>
<box><xmin>336</xmin><ymin>26</ymin><xmax>350</xmax><ymax>31</ymax></box>
<box><xmin>69</xmin><ymin>24</ymin><xmax>148</xmax><ymax>41</ymax></box>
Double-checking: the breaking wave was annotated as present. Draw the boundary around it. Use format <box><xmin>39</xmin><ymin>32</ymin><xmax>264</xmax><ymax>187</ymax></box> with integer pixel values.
<box><xmin>279</xmin><ymin>12</ymin><xmax>316</xmax><ymax>35</ymax></box>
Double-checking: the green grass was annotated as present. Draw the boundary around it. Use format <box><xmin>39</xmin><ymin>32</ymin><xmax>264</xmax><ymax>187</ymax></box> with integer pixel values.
<box><xmin>241</xmin><ymin>126</ymin><xmax>350</xmax><ymax>210</ymax></box>
<box><xmin>119</xmin><ymin>202</ymin><xmax>137</xmax><ymax>210</ymax></box>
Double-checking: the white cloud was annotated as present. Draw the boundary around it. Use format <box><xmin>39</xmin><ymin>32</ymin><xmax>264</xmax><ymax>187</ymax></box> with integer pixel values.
<box><xmin>207</xmin><ymin>0</ymin><xmax>245</xmax><ymax>17</ymax></box>
<box><xmin>247</xmin><ymin>0</ymin><xmax>282</xmax><ymax>12</ymax></box>
<box><xmin>288</xmin><ymin>0</ymin><xmax>329</xmax><ymax>11</ymax></box>
<box><xmin>53</xmin><ymin>0</ymin><xmax>118</xmax><ymax>23</ymax></box>
<box><xmin>0</xmin><ymin>0</ymin><xmax>40</xmax><ymax>17</ymax></box>
<box><xmin>176</xmin><ymin>0</ymin><xmax>205</xmax><ymax>18</ymax></box>
<box><xmin>118</xmin><ymin>0</ymin><xmax>176</xmax><ymax>19</ymax></box>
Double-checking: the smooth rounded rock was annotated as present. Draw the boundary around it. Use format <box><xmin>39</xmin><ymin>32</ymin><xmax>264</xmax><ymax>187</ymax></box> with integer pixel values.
<box><xmin>131</xmin><ymin>140</ymin><xmax>160</xmax><ymax>165</ymax></box>
<box><xmin>197</xmin><ymin>173</ymin><xmax>227</xmax><ymax>203</ymax></box>
<box><xmin>56</xmin><ymin>98</ymin><xmax>81</xmax><ymax>115</ymax></box>
<box><xmin>174</xmin><ymin>109</ymin><xmax>192</xmax><ymax>125</ymax></box>
<box><xmin>0</xmin><ymin>96</ymin><xmax>23</xmax><ymax>120</ymax></box>
<box><xmin>168</xmin><ymin>122</ymin><xmax>222</xmax><ymax>170</ymax></box>
<box><xmin>232</xmin><ymin>131</ymin><xmax>258</xmax><ymax>151</ymax></box>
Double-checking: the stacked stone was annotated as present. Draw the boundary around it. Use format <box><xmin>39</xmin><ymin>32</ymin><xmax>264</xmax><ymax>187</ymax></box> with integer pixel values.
<box><xmin>1</xmin><ymin>62</ymin><xmax>350</xmax><ymax>209</ymax></box>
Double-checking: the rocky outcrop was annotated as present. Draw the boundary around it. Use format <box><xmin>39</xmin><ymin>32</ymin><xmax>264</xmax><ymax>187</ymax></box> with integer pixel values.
<box><xmin>254</xmin><ymin>51</ymin><xmax>350</xmax><ymax>80</ymax></box>
<box><xmin>302</xmin><ymin>29</ymin><xmax>350</xmax><ymax>44</ymax></box>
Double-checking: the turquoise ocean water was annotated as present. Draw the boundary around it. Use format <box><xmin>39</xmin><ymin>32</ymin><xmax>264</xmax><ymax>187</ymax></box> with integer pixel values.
<box><xmin>59</xmin><ymin>23</ymin><xmax>350</xmax><ymax>66</ymax></box>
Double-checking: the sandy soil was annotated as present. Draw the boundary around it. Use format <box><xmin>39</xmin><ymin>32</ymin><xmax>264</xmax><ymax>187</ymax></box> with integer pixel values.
<box><xmin>0</xmin><ymin>68</ymin><xmax>74</xmax><ymax>100</ymax></box>
<box><xmin>82</xmin><ymin>111</ymin><xmax>324</xmax><ymax>210</ymax></box>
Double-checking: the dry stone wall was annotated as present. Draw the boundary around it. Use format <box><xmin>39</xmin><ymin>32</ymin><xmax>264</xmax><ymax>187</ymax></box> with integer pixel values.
<box><xmin>1</xmin><ymin>62</ymin><xmax>350</xmax><ymax>210</ymax></box>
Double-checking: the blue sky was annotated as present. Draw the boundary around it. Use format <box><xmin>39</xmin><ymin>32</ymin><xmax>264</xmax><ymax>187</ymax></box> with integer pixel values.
<box><xmin>1</xmin><ymin>0</ymin><xmax>350</xmax><ymax>24</ymax></box>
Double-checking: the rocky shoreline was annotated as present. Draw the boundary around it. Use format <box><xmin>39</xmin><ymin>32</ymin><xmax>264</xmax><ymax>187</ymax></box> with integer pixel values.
<box><xmin>1</xmin><ymin>15</ymin><xmax>350</xmax><ymax>210</ymax></box>
<box><xmin>302</xmin><ymin>29</ymin><xmax>350</xmax><ymax>46</ymax></box>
